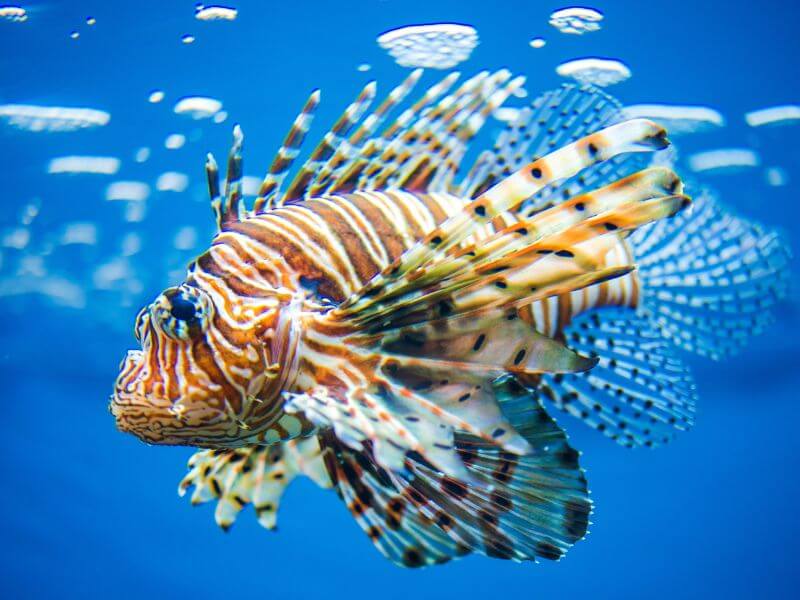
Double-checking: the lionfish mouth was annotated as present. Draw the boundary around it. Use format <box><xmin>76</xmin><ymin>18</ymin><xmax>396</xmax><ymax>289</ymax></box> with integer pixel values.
<box><xmin>109</xmin><ymin>349</ymin><xmax>200</xmax><ymax>446</ymax></box>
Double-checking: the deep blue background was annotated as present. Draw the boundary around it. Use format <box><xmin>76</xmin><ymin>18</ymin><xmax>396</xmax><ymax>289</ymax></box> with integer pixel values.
<box><xmin>1</xmin><ymin>1</ymin><xmax>798</xmax><ymax>598</ymax></box>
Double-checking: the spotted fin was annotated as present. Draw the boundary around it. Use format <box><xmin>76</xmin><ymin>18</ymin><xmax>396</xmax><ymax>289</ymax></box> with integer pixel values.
<box><xmin>181</xmin><ymin>377</ymin><xmax>591</xmax><ymax>568</ymax></box>
<box><xmin>342</xmin><ymin>171</ymin><xmax>686</xmax><ymax>333</ymax></box>
<box><xmin>535</xmin><ymin>308</ymin><xmax>697</xmax><ymax>447</ymax></box>
<box><xmin>323</xmin><ymin>376</ymin><xmax>593</xmax><ymax>567</ymax></box>
<box><xmin>206</xmin><ymin>125</ymin><xmax>247</xmax><ymax>231</ymax></box>
<box><xmin>332</xmin><ymin>120</ymin><xmax>678</xmax><ymax>327</ymax></box>
<box><xmin>460</xmin><ymin>84</ymin><xmax>651</xmax><ymax>212</ymax></box>
<box><xmin>377</xmin><ymin>306</ymin><xmax>597</xmax><ymax>375</ymax></box>
<box><xmin>283</xmin><ymin>370</ymin><xmax>535</xmax><ymax>483</ymax></box>
<box><xmin>632</xmin><ymin>187</ymin><xmax>791</xmax><ymax>359</ymax></box>
<box><xmin>282</xmin><ymin>82</ymin><xmax>377</xmax><ymax>203</ymax></box>
<box><xmin>178</xmin><ymin>437</ymin><xmax>331</xmax><ymax>531</ymax></box>
<box><xmin>254</xmin><ymin>90</ymin><xmax>321</xmax><ymax>213</ymax></box>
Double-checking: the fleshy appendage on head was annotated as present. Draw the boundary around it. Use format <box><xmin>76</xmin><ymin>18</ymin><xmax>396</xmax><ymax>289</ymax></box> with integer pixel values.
<box><xmin>110</xmin><ymin>278</ymin><xmax>305</xmax><ymax>447</ymax></box>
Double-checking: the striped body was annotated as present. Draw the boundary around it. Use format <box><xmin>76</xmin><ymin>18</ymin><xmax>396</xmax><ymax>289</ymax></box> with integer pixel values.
<box><xmin>210</xmin><ymin>189</ymin><xmax>639</xmax><ymax>446</ymax></box>
<box><xmin>219</xmin><ymin>189</ymin><xmax>639</xmax><ymax>337</ymax></box>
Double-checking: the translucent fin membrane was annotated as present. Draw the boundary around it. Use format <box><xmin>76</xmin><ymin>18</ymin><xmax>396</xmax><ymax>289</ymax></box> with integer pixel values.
<box><xmin>460</xmin><ymin>84</ymin><xmax>651</xmax><ymax>214</ymax></box>
<box><xmin>538</xmin><ymin>308</ymin><xmax>697</xmax><ymax>448</ymax></box>
<box><xmin>631</xmin><ymin>187</ymin><xmax>791</xmax><ymax>359</ymax></box>
<box><xmin>325</xmin><ymin>377</ymin><xmax>591</xmax><ymax>567</ymax></box>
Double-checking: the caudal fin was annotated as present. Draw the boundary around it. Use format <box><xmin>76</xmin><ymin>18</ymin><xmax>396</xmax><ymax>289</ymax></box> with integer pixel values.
<box><xmin>631</xmin><ymin>186</ymin><xmax>791</xmax><ymax>359</ymax></box>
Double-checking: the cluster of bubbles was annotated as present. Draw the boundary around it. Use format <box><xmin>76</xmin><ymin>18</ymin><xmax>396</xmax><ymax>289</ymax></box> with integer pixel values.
<box><xmin>549</xmin><ymin>7</ymin><xmax>603</xmax><ymax>35</ymax></box>
<box><xmin>195</xmin><ymin>4</ymin><xmax>238</xmax><ymax>21</ymax></box>
<box><xmin>183</xmin><ymin>4</ymin><xmax>237</xmax><ymax>45</ymax></box>
<box><xmin>0</xmin><ymin>197</ymin><xmax>138</xmax><ymax>312</ymax></box>
<box><xmin>377</xmin><ymin>23</ymin><xmax>478</xmax><ymax>69</ymax></box>
<box><xmin>0</xmin><ymin>104</ymin><xmax>110</xmax><ymax>132</ymax></box>
<box><xmin>70</xmin><ymin>15</ymin><xmax>96</xmax><ymax>39</ymax></box>
<box><xmin>668</xmin><ymin>104</ymin><xmax>800</xmax><ymax>182</ymax></box>
<box><xmin>556</xmin><ymin>58</ymin><xmax>631</xmax><ymax>87</ymax></box>
<box><xmin>0</xmin><ymin>5</ymin><xmax>27</xmax><ymax>22</ymax></box>
<box><xmin>0</xmin><ymin>5</ymin><xmax>248</xmax><ymax>324</ymax></box>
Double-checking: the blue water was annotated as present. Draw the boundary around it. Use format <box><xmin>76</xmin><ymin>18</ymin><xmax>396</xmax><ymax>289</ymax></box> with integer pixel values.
<box><xmin>1</xmin><ymin>1</ymin><xmax>798</xmax><ymax>598</ymax></box>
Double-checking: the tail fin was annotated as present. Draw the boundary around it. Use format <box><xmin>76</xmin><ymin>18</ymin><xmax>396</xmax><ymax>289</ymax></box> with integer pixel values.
<box><xmin>631</xmin><ymin>187</ymin><xmax>791</xmax><ymax>359</ymax></box>
<box><xmin>179</xmin><ymin>376</ymin><xmax>592</xmax><ymax>567</ymax></box>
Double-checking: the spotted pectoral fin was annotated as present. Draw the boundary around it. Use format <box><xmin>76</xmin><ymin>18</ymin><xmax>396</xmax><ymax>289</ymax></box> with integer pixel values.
<box><xmin>462</xmin><ymin>84</ymin><xmax>653</xmax><ymax>211</ymax></box>
<box><xmin>285</xmin><ymin>367</ymin><xmax>538</xmax><ymax>484</ymax></box>
<box><xmin>179</xmin><ymin>380</ymin><xmax>591</xmax><ymax>568</ymax></box>
<box><xmin>178</xmin><ymin>437</ymin><xmax>331</xmax><ymax>531</ymax></box>
<box><xmin>376</xmin><ymin>307</ymin><xmax>596</xmax><ymax>375</ymax></box>
<box><xmin>320</xmin><ymin>375</ymin><xmax>591</xmax><ymax>567</ymax></box>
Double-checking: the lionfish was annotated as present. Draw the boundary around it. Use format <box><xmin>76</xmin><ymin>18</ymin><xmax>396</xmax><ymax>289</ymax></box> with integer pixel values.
<box><xmin>110</xmin><ymin>70</ymin><xmax>788</xmax><ymax>567</ymax></box>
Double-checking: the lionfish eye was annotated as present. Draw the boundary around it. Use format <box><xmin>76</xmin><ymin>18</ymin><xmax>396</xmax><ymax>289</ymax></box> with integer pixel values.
<box><xmin>170</xmin><ymin>294</ymin><xmax>197</xmax><ymax>321</ymax></box>
<box><xmin>153</xmin><ymin>285</ymin><xmax>211</xmax><ymax>340</ymax></box>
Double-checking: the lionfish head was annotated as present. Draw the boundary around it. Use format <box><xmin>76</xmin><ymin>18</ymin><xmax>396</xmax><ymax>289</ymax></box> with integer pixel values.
<box><xmin>110</xmin><ymin>281</ymin><xmax>301</xmax><ymax>447</ymax></box>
